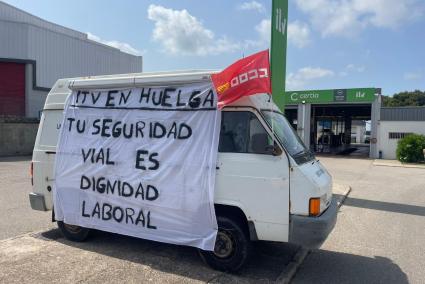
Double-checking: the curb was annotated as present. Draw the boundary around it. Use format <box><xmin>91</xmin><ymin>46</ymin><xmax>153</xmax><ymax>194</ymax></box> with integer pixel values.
<box><xmin>373</xmin><ymin>162</ymin><xmax>425</xmax><ymax>169</ymax></box>
<box><xmin>373</xmin><ymin>160</ymin><xmax>425</xmax><ymax>169</ymax></box>
<box><xmin>337</xmin><ymin>186</ymin><xmax>352</xmax><ymax>208</ymax></box>
<box><xmin>276</xmin><ymin>247</ymin><xmax>310</xmax><ymax>283</ymax></box>
<box><xmin>276</xmin><ymin>185</ymin><xmax>351</xmax><ymax>283</ymax></box>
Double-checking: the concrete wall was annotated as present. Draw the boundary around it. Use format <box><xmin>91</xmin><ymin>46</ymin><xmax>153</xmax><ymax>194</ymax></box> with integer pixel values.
<box><xmin>370</xmin><ymin>95</ymin><xmax>381</xmax><ymax>158</ymax></box>
<box><xmin>0</xmin><ymin>121</ymin><xmax>38</xmax><ymax>156</ymax></box>
<box><xmin>297</xmin><ymin>103</ymin><xmax>311</xmax><ymax>147</ymax></box>
<box><xmin>377</xmin><ymin>121</ymin><xmax>425</xmax><ymax>159</ymax></box>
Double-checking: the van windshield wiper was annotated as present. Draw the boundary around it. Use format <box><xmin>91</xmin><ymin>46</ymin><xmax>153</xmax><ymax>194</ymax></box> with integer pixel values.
<box><xmin>292</xmin><ymin>149</ymin><xmax>306</xmax><ymax>157</ymax></box>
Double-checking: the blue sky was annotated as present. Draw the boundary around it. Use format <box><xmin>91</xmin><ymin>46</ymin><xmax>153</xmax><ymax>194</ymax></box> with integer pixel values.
<box><xmin>4</xmin><ymin>0</ymin><xmax>425</xmax><ymax>96</ymax></box>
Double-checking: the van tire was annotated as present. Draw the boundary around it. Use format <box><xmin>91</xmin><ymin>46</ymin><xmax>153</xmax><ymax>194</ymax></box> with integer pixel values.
<box><xmin>199</xmin><ymin>216</ymin><xmax>251</xmax><ymax>272</ymax></box>
<box><xmin>57</xmin><ymin>221</ymin><xmax>90</xmax><ymax>242</ymax></box>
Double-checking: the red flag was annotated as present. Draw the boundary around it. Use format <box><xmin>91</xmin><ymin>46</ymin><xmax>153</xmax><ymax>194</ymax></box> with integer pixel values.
<box><xmin>211</xmin><ymin>49</ymin><xmax>271</xmax><ymax>108</ymax></box>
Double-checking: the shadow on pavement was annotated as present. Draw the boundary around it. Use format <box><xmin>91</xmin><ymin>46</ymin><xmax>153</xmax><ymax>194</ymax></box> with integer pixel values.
<box><xmin>339</xmin><ymin>196</ymin><xmax>425</xmax><ymax>217</ymax></box>
<box><xmin>293</xmin><ymin>249</ymin><xmax>408</xmax><ymax>284</ymax></box>
<box><xmin>38</xmin><ymin>228</ymin><xmax>299</xmax><ymax>282</ymax></box>
<box><xmin>316</xmin><ymin>154</ymin><xmax>372</xmax><ymax>160</ymax></box>
<box><xmin>0</xmin><ymin>155</ymin><xmax>31</xmax><ymax>162</ymax></box>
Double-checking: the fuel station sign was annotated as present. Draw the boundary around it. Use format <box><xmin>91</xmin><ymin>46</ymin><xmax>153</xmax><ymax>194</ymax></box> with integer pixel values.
<box><xmin>285</xmin><ymin>88</ymin><xmax>377</xmax><ymax>104</ymax></box>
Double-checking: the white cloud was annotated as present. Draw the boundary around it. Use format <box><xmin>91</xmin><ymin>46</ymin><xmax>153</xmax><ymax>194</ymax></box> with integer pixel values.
<box><xmin>147</xmin><ymin>4</ymin><xmax>240</xmax><ymax>56</ymax></box>
<box><xmin>255</xmin><ymin>19</ymin><xmax>271</xmax><ymax>44</ymax></box>
<box><xmin>339</xmin><ymin>64</ymin><xmax>365</xmax><ymax>76</ymax></box>
<box><xmin>86</xmin><ymin>32</ymin><xmax>143</xmax><ymax>56</ymax></box>
<box><xmin>295</xmin><ymin>0</ymin><xmax>424</xmax><ymax>37</ymax></box>
<box><xmin>346</xmin><ymin>63</ymin><xmax>365</xmax><ymax>73</ymax></box>
<box><xmin>404</xmin><ymin>71</ymin><xmax>422</xmax><ymax>80</ymax></box>
<box><xmin>288</xmin><ymin>21</ymin><xmax>311</xmax><ymax>48</ymax></box>
<box><xmin>237</xmin><ymin>1</ymin><xmax>266</xmax><ymax>13</ymax></box>
<box><xmin>254</xmin><ymin>19</ymin><xmax>311</xmax><ymax>48</ymax></box>
<box><xmin>353</xmin><ymin>0</ymin><xmax>423</xmax><ymax>28</ymax></box>
<box><xmin>286</xmin><ymin>67</ymin><xmax>334</xmax><ymax>89</ymax></box>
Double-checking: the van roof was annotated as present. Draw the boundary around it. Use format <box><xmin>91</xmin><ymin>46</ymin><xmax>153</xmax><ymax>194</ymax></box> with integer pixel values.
<box><xmin>70</xmin><ymin>69</ymin><xmax>220</xmax><ymax>80</ymax></box>
<box><xmin>46</xmin><ymin>70</ymin><xmax>279</xmax><ymax>112</ymax></box>
<box><xmin>69</xmin><ymin>69</ymin><xmax>220</xmax><ymax>89</ymax></box>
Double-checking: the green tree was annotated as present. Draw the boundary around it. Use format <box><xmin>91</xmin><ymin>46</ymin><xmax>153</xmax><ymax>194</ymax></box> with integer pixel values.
<box><xmin>396</xmin><ymin>134</ymin><xmax>425</xmax><ymax>163</ymax></box>
<box><xmin>383</xmin><ymin>90</ymin><xmax>425</xmax><ymax>107</ymax></box>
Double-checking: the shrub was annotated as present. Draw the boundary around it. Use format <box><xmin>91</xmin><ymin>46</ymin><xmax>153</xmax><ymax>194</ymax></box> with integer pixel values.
<box><xmin>396</xmin><ymin>134</ymin><xmax>425</xmax><ymax>163</ymax></box>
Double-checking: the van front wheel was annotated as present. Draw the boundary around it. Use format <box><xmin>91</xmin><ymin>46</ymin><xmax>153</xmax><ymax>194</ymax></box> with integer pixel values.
<box><xmin>57</xmin><ymin>221</ymin><xmax>90</xmax><ymax>242</ymax></box>
<box><xmin>199</xmin><ymin>216</ymin><xmax>251</xmax><ymax>272</ymax></box>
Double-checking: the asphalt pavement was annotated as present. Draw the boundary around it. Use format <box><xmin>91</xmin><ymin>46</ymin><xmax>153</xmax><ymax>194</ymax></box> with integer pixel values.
<box><xmin>0</xmin><ymin>156</ymin><xmax>301</xmax><ymax>283</ymax></box>
<box><xmin>293</xmin><ymin>156</ymin><xmax>425</xmax><ymax>284</ymax></box>
<box><xmin>1</xmin><ymin>156</ymin><xmax>424</xmax><ymax>283</ymax></box>
<box><xmin>0</xmin><ymin>156</ymin><xmax>54</xmax><ymax>240</ymax></box>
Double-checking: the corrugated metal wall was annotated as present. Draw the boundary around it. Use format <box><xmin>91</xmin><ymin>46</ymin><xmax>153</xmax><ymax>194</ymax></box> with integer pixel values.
<box><xmin>381</xmin><ymin>107</ymin><xmax>425</xmax><ymax>121</ymax></box>
<box><xmin>26</xmin><ymin>24</ymin><xmax>143</xmax><ymax>88</ymax></box>
<box><xmin>0</xmin><ymin>20</ymin><xmax>28</xmax><ymax>59</ymax></box>
<box><xmin>0</xmin><ymin>2</ymin><xmax>143</xmax><ymax>90</ymax></box>
<box><xmin>0</xmin><ymin>1</ymin><xmax>85</xmax><ymax>39</ymax></box>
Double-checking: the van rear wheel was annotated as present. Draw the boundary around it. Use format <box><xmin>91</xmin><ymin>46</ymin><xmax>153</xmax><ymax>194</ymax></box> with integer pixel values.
<box><xmin>57</xmin><ymin>221</ymin><xmax>90</xmax><ymax>242</ymax></box>
<box><xmin>199</xmin><ymin>216</ymin><xmax>251</xmax><ymax>272</ymax></box>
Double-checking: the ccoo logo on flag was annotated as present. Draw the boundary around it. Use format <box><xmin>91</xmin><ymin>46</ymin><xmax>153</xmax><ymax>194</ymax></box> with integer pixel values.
<box><xmin>216</xmin><ymin>68</ymin><xmax>268</xmax><ymax>95</ymax></box>
<box><xmin>211</xmin><ymin>50</ymin><xmax>271</xmax><ymax>108</ymax></box>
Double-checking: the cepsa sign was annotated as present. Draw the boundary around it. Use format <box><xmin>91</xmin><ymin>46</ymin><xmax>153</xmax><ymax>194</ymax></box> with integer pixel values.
<box><xmin>290</xmin><ymin>92</ymin><xmax>319</xmax><ymax>101</ymax></box>
<box><xmin>212</xmin><ymin>50</ymin><xmax>271</xmax><ymax>108</ymax></box>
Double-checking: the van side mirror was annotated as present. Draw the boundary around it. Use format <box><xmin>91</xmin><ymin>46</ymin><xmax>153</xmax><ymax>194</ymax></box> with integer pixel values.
<box><xmin>251</xmin><ymin>133</ymin><xmax>268</xmax><ymax>153</ymax></box>
<box><xmin>265</xmin><ymin>143</ymin><xmax>282</xmax><ymax>156</ymax></box>
<box><xmin>252</xmin><ymin>133</ymin><xmax>282</xmax><ymax>156</ymax></box>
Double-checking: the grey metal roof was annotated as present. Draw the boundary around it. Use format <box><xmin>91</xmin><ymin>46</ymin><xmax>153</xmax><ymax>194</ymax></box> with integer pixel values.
<box><xmin>0</xmin><ymin>2</ymin><xmax>143</xmax><ymax>90</ymax></box>
<box><xmin>380</xmin><ymin>107</ymin><xmax>425</xmax><ymax>121</ymax></box>
<box><xmin>0</xmin><ymin>1</ymin><xmax>86</xmax><ymax>39</ymax></box>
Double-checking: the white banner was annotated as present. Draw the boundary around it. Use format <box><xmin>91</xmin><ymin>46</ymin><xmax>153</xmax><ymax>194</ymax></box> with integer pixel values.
<box><xmin>54</xmin><ymin>82</ymin><xmax>221</xmax><ymax>250</ymax></box>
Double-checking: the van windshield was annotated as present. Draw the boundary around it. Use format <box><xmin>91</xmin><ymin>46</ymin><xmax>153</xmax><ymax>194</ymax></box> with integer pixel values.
<box><xmin>262</xmin><ymin>110</ymin><xmax>315</xmax><ymax>164</ymax></box>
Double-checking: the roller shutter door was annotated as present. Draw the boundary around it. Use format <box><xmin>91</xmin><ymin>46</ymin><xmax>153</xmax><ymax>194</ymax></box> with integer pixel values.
<box><xmin>0</xmin><ymin>62</ymin><xmax>25</xmax><ymax>116</ymax></box>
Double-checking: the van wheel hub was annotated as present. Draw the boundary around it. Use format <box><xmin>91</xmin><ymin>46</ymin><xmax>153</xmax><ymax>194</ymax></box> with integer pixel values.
<box><xmin>214</xmin><ymin>231</ymin><xmax>234</xmax><ymax>258</ymax></box>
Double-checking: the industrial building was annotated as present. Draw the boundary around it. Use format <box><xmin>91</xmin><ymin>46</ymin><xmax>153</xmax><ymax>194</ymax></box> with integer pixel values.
<box><xmin>0</xmin><ymin>1</ymin><xmax>142</xmax><ymax>156</ymax></box>
<box><xmin>0</xmin><ymin>1</ymin><xmax>143</xmax><ymax>119</ymax></box>
<box><xmin>378</xmin><ymin>107</ymin><xmax>425</xmax><ymax>159</ymax></box>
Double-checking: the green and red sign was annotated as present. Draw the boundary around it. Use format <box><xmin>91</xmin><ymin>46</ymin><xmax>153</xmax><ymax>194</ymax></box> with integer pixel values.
<box><xmin>270</xmin><ymin>0</ymin><xmax>288</xmax><ymax>111</ymax></box>
<box><xmin>284</xmin><ymin>88</ymin><xmax>377</xmax><ymax>104</ymax></box>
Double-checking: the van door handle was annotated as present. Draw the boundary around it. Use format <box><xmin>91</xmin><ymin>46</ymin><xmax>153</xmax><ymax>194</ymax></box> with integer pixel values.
<box><xmin>216</xmin><ymin>166</ymin><xmax>220</xmax><ymax>170</ymax></box>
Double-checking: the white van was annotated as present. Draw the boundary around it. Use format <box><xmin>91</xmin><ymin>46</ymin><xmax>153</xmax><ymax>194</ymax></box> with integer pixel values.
<box><xmin>29</xmin><ymin>70</ymin><xmax>337</xmax><ymax>271</ymax></box>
